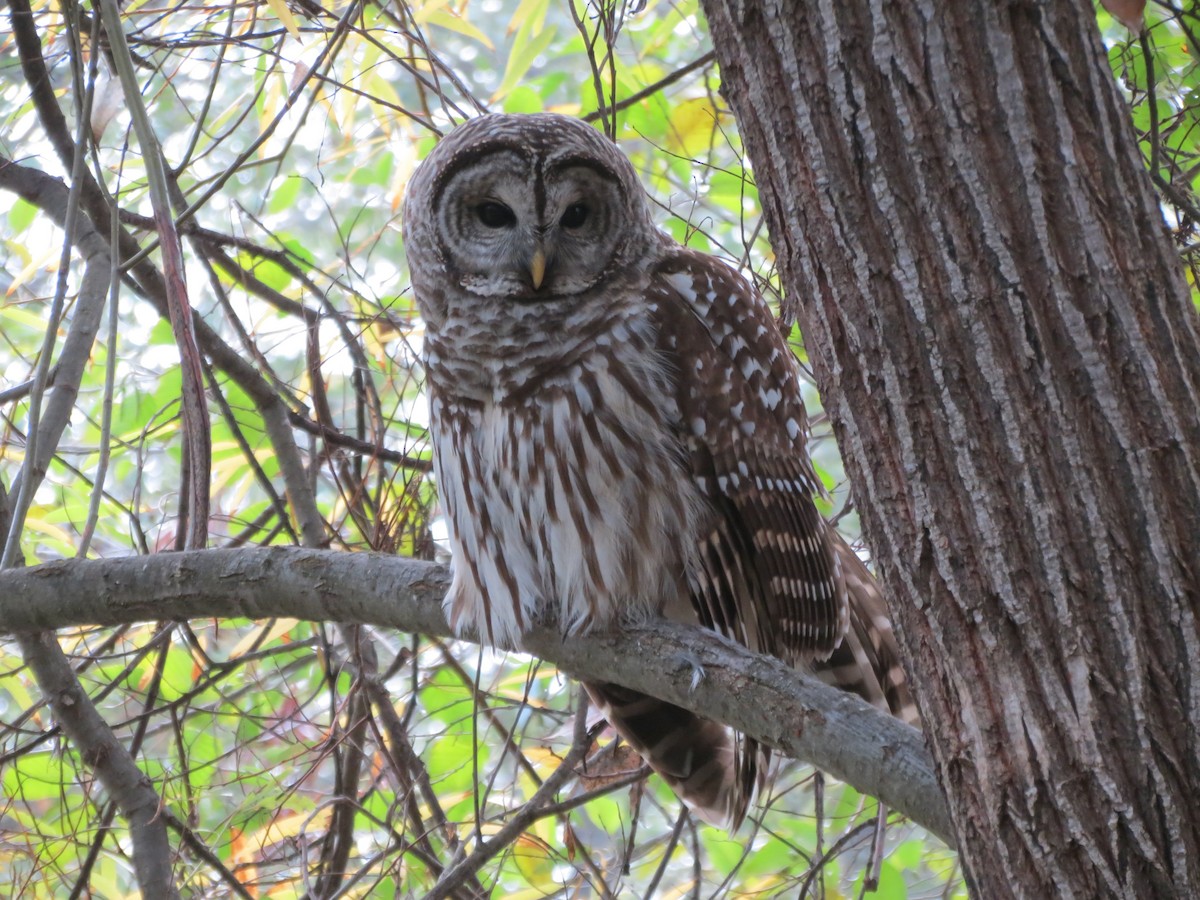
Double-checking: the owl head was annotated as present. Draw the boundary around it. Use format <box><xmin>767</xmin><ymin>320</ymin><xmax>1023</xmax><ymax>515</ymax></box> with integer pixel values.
<box><xmin>402</xmin><ymin>114</ymin><xmax>658</xmax><ymax>318</ymax></box>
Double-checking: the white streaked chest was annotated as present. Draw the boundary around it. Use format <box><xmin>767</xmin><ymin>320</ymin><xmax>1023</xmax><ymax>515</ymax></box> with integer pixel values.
<box><xmin>430</xmin><ymin>324</ymin><xmax>705</xmax><ymax>649</ymax></box>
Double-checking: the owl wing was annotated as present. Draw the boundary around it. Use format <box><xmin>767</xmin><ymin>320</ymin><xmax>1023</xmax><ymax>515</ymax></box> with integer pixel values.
<box><xmin>589</xmin><ymin>249</ymin><xmax>883</xmax><ymax>831</ymax></box>
<box><xmin>648</xmin><ymin>247</ymin><xmax>849</xmax><ymax>665</ymax></box>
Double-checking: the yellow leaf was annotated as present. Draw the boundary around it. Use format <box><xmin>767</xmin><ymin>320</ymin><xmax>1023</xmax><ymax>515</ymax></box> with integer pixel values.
<box><xmin>508</xmin><ymin>0</ymin><xmax>550</xmax><ymax>36</ymax></box>
<box><xmin>265</xmin><ymin>0</ymin><xmax>303</xmax><ymax>41</ymax></box>
<box><xmin>6</xmin><ymin>253</ymin><xmax>54</xmax><ymax>297</ymax></box>
<box><xmin>259</xmin><ymin>71</ymin><xmax>284</xmax><ymax>155</ymax></box>
<box><xmin>248</xmin><ymin>806</ymin><xmax>332</xmax><ymax>851</ymax></box>
<box><xmin>512</xmin><ymin>833</ymin><xmax>557</xmax><ymax>892</ymax></box>
<box><xmin>0</xmin><ymin>303</ymin><xmax>47</xmax><ymax>329</ymax></box>
<box><xmin>0</xmin><ymin>649</ymin><xmax>34</xmax><ymax>709</ymax></box>
<box><xmin>1</xmin><ymin>237</ymin><xmax>32</xmax><ymax>269</ymax></box>
<box><xmin>421</xmin><ymin>7</ymin><xmax>494</xmax><ymax>48</ymax></box>
<box><xmin>23</xmin><ymin>512</ymin><xmax>74</xmax><ymax>546</ymax></box>
<box><xmin>494</xmin><ymin>19</ymin><xmax>556</xmax><ymax>100</ymax></box>
<box><xmin>522</xmin><ymin>746</ymin><xmax>563</xmax><ymax>771</ymax></box>
<box><xmin>666</xmin><ymin>97</ymin><xmax>726</xmax><ymax>156</ymax></box>
<box><xmin>365</xmin><ymin>72</ymin><xmax>407</xmax><ymax>137</ymax></box>
<box><xmin>409</xmin><ymin>0</ymin><xmax>449</xmax><ymax>18</ymax></box>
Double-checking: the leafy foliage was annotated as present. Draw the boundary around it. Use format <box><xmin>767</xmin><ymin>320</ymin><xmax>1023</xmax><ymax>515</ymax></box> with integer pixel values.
<box><xmin>7</xmin><ymin>0</ymin><xmax>1185</xmax><ymax>896</ymax></box>
<box><xmin>1099</xmin><ymin>2</ymin><xmax>1200</xmax><ymax>307</ymax></box>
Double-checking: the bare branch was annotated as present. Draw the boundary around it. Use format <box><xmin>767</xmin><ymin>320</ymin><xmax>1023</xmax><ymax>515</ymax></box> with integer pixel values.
<box><xmin>426</xmin><ymin>697</ymin><xmax>601</xmax><ymax>900</ymax></box>
<box><xmin>0</xmin><ymin>549</ymin><xmax>951</xmax><ymax>843</ymax></box>
<box><xmin>97</xmin><ymin>0</ymin><xmax>211</xmax><ymax>551</ymax></box>
<box><xmin>19</xmin><ymin>631</ymin><xmax>181</xmax><ymax>899</ymax></box>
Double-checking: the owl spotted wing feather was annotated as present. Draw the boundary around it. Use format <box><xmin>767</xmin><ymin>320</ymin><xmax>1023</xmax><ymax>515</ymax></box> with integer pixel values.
<box><xmin>581</xmin><ymin>248</ymin><xmax>853</xmax><ymax>831</ymax></box>
<box><xmin>587</xmin><ymin>544</ymin><xmax>917</xmax><ymax>830</ymax></box>
<box><xmin>649</xmin><ymin>248</ymin><xmax>849</xmax><ymax>663</ymax></box>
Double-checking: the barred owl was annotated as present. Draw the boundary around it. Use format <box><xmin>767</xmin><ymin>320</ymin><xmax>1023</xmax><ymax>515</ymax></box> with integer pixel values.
<box><xmin>403</xmin><ymin>113</ymin><xmax>913</xmax><ymax>830</ymax></box>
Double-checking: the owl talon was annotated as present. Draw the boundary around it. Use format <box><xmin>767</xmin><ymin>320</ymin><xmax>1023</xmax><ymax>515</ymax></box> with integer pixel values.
<box><xmin>671</xmin><ymin>652</ymin><xmax>706</xmax><ymax>691</ymax></box>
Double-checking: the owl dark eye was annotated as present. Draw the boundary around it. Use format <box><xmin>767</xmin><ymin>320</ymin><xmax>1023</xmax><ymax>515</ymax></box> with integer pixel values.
<box><xmin>476</xmin><ymin>201</ymin><xmax>515</xmax><ymax>228</ymax></box>
<box><xmin>560</xmin><ymin>203</ymin><xmax>589</xmax><ymax>229</ymax></box>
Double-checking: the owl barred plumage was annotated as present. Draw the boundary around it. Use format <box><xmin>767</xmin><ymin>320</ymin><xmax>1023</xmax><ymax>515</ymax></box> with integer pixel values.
<box><xmin>403</xmin><ymin>113</ymin><xmax>914</xmax><ymax>829</ymax></box>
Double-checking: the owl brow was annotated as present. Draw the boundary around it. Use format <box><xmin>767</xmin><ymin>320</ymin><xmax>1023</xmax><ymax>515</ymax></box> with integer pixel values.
<box><xmin>540</xmin><ymin>158</ymin><xmax>625</xmax><ymax>226</ymax></box>
<box><xmin>531</xmin><ymin>157</ymin><xmax>622</xmax><ymax>224</ymax></box>
<box><xmin>542</xmin><ymin>156</ymin><xmax>622</xmax><ymax>185</ymax></box>
<box><xmin>430</xmin><ymin>141</ymin><xmax>531</xmax><ymax>208</ymax></box>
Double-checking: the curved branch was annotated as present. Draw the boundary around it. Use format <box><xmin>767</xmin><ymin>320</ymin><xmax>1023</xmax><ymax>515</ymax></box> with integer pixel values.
<box><xmin>0</xmin><ymin>548</ymin><xmax>952</xmax><ymax>843</ymax></box>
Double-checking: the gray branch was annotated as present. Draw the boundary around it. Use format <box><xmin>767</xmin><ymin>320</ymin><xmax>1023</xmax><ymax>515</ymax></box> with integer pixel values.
<box><xmin>0</xmin><ymin>124</ymin><xmax>181</xmax><ymax>896</ymax></box>
<box><xmin>0</xmin><ymin>548</ymin><xmax>952</xmax><ymax>844</ymax></box>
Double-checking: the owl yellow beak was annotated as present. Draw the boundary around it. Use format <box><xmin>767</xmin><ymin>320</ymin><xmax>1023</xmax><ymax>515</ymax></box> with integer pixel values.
<box><xmin>529</xmin><ymin>248</ymin><xmax>547</xmax><ymax>290</ymax></box>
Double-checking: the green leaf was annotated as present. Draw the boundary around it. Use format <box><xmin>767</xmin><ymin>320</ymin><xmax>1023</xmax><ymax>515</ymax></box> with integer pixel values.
<box><xmin>740</xmin><ymin>834</ymin><xmax>805</xmax><ymax>877</ymax></box>
<box><xmin>708</xmin><ymin>169</ymin><xmax>757</xmax><ymax>208</ymax></box>
<box><xmin>699</xmin><ymin>825</ymin><xmax>747</xmax><ymax>872</ymax></box>
<box><xmin>350</xmin><ymin>151</ymin><xmax>395</xmax><ymax>188</ymax></box>
<box><xmin>240</xmin><ymin>252</ymin><xmax>293</xmax><ymax>293</ymax></box>
<box><xmin>503</xmin><ymin>86</ymin><xmax>543</xmax><ymax>114</ymax></box>
<box><xmin>425</xmin><ymin>731</ymin><xmax>477</xmax><ymax>792</ymax></box>
<box><xmin>157</xmin><ymin>643</ymin><xmax>197</xmax><ymax>702</ymax></box>
<box><xmin>2</xmin><ymin>751</ymin><xmax>77</xmax><ymax>802</ymax></box>
<box><xmin>855</xmin><ymin>860</ymin><xmax>908</xmax><ymax>900</ymax></box>
<box><xmin>495</xmin><ymin>19</ymin><xmax>558</xmax><ymax>100</ymax></box>
<box><xmin>830</xmin><ymin>780</ymin><xmax>866</xmax><ymax>822</ymax></box>
<box><xmin>8</xmin><ymin>197</ymin><xmax>36</xmax><ymax>234</ymax></box>
<box><xmin>150</xmin><ymin>317</ymin><xmax>177</xmax><ymax>347</ymax></box>
<box><xmin>267</xmin><ymin>175</ymin><xmax>303</xmax><ymax>214</ymax></box>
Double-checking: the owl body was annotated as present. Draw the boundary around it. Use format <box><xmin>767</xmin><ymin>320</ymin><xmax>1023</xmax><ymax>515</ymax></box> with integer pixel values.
<box><xmin>424</xmin><ymin>277</ymin><xmax>703</xmax><ymax>648</ymax></box>
<box><xmin>403</xmin><ymin>113</ymin><xmax>908</xmax><ymax>829</ymax></box>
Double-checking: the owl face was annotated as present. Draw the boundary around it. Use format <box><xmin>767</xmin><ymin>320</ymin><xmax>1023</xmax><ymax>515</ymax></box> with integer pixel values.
<box><xmin>403</xmin><ymin>114</ymin><xmax>658</xmax><ymax>309</ymax></box>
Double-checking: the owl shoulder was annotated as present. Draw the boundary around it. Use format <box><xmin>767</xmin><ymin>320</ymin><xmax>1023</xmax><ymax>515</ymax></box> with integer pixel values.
<box><xmin>645</xmin><ymin>245</ymin><xmax>808</xmax><ymax>449</ymax></box>
<box><xmin>646</xmin><ymin>243</ymin><xmax>764</xmax><ymax>325</ymax></box>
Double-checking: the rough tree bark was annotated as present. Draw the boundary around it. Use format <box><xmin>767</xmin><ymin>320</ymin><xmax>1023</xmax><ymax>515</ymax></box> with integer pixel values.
<box><xmin>701</xmin><ymin>0</ymin><xmax>1200</xmax><ymax>896</ymax></box>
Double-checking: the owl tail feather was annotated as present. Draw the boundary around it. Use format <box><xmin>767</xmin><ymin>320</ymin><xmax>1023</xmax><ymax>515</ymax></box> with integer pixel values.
<box><xmin>583</xmin><ymin>681</ymin><xmax>764</xmax><ymax>832</ymax></box>
<box><xmin>814</xmin><ymin>537</ymin><xmax>920</xmax><ymax>726</ymax></box>
<box><xmin>584</xmin><ymin>541</ymin><xmax>915</xmax><ymax>832</ymax></box>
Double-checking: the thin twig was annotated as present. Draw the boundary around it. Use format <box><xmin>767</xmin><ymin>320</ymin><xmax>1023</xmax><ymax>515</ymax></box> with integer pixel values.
<box><xmin>426</xmin><ymin>696</ymin><xmax>602</xmax><ymax>900</ymax></box>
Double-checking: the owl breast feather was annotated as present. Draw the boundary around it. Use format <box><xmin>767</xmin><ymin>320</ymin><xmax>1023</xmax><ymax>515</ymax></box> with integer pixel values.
<box><xmin>429</xmin><ymin>318</ymin><xmax>707</xmax><ymax>649</ymax></box>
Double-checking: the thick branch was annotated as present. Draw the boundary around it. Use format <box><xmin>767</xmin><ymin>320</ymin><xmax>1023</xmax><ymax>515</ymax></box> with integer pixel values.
<box><xmin>20</xmin><ymin>630</ymin><xmax>181</xmax><ymax>899</ymax></box>
<box><xmin>0</xmin><ymin>548</ymin><xmax>950</xmax><ymax>843</ymax></box>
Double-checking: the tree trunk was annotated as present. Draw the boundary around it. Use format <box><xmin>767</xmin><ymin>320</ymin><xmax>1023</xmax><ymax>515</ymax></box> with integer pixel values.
<box><xmin>701</xmin><ymin>0</ymin><xmax>1200</xmax><ymax>895</ymax></box>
